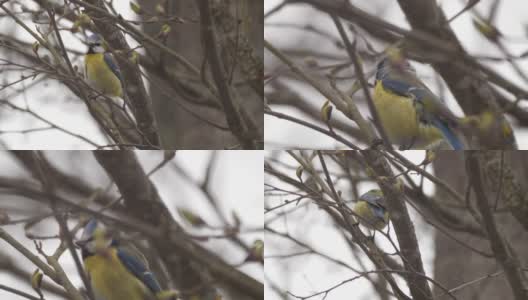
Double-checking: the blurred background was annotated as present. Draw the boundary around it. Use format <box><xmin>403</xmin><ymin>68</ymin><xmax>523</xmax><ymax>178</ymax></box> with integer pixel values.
<box><xmin>265</xmin><ymin>150</ymin><xmax>528</xmax><ymax>300</ymax></box>
<box><xmin>264</xmin><ymin>0</ymin><xmax>528</xmax><ymax>149</ymax></box>
<box><xmin>0</xmin><ymin>0</ymin><xmax>263</xmax><ymax>149</ymax></box>
<box><xmin>265</xmin><ymin>151</ymin><xmax>433</xmax><ymax>299</ymax></box>
<box><xmin>0</xmin><ymin>150</ymin><xmax>263</xmax><ymax>300</ymax></box>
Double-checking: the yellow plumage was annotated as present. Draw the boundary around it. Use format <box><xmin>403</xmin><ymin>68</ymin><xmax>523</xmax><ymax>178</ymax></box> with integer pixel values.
<box><xmin>353</xmin><ymin>200</ymin><xmax>389</xmax><ymax>231</ymax></box>
<box><xmin>461</xmin><ymin>110</ymin><xmax>516</xmax><ymax>148</ymax></box>
<box><xmin>85</xmin><ymin>53</ymin><xmax>123</xmax><ymax>97</ymax></box>
<box><xmin>373</xmin><ymin>80</ymin><xmax>443</xmax><ymax>148</ymax></box>
<box><xmin>84</xmin><ymin>247</ymin><xmax>154</xmax><ymax>300</ymax></box>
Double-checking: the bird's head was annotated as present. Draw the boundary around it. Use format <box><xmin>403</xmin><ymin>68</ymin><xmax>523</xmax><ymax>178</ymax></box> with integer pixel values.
<box><xmin>75</xmin><ymin>219</ymin><xmax>115</xmax><ymax>257</ymax></box>
<box><xmin>365</xmin><ymin>189</ymin><xmax>383</xmax><ymax>198</ymax></box>
<box><xmin>359</xmin><ymin>189</ymin><xmax>386</xmax><ymax>207</ymax></box>
<box><xmin>376</xmin><ymin>49</ymin><xmax>416</xmax><ymax>79</ymax></box>
<box><xmin>86</xmin><ymin>34</ymin><xmax>105</xmax><ymax>54</ymax></box>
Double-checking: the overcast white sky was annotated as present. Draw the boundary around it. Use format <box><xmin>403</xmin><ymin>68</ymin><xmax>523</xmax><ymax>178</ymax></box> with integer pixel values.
<box><xmin>265</xmin><ymin>0</ymin><xmax>528</xmax><ymax>149</ymax></box>
<box><xmin>0</xmin><ymin>150</ymin><xmax>263</xmax><ymax>300</ymax></box>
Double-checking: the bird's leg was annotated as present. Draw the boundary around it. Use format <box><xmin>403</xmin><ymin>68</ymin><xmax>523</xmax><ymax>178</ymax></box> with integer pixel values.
<box><xmin>365</xmin><ymin>229</ymin><xmax>376</xmax><ymax>242</ymax></box>
<box><xmin>408</xmin><ymin>136</ymin><xmax>418</xmax><ymax>149</ymax></box>
<box><xmin>400</xmin><ymin>135</ymin><xmax>417</xmax><ymax>150</ymax></box>
<box><xmin>369</xmin><ymin>138</ymin><xmax>385</xmax><ymax>149</ymax></box>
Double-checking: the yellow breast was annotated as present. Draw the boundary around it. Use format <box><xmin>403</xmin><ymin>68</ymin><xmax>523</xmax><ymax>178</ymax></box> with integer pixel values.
<box><xmin>84</xmin><ymin>248</ymin><xmax>151</xmax><ymax>300</ymax></box>
<box><xmin>373</xmin><ymin>81</ymin><xmax>442</xmax><ymax>148</ymax></box>
<box><xmin>85</xmin><ymin>53</ymin><xmax>123</xmax><ymax>97</ymax></box>
<box><xmin>354</xmin><ymin>201</ymin><xmax>388</xmax><ymax>231</ymax></box>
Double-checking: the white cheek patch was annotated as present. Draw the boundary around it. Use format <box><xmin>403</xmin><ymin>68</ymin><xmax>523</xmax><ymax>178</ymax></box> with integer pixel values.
<box><xmin>85</xmin><ymin>238</ymin><xmax>112</xmax><ymax>253</ymax></box>
<box><xmin>85</xmin><ymin>240</ymin><xmax>97</xmax><ymax>253</ymax></box>
<box><xmin>93</xmin><ymin>45</ymin><xmax>105</xmax><ymax>53</ymax></box>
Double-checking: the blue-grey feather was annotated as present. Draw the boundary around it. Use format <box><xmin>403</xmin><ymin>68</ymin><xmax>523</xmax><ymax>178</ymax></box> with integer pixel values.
<box><xmin>103</xmin><ymin>53</ymin><xmax>123</xmax><ymax>83</ymax></box>
<box><xmin>84</xmin><ymin>219</ymin><xmax>99</xmax><ymax>236</ymax></box>
<box><xmin>431</xmin><ymin>119</ymin><xmax>464</xmax><ymax>150</ymax></box>
<box><xmin>379</xmin><ymin>78</ymin><xmax>415</xmax><ymax>97</ymax></box>
<box><xmin>369</xmin><ymin>205</ymin><xmax>386</xmax><ymax>219</ymax></box>
<box><xmin>116</xmin><ymin>248</ymin><xmax>162</xmax><ymax>293</ymax></box>
<box><xmin>360</xmin><ymin>191</ymin><xmax>386</xmax><ymax>219</ymax></box>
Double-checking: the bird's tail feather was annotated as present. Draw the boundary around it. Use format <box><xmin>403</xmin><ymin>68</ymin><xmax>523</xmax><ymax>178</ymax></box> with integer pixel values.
<box><xmin>433</xmin><ymin>119</ymin><xmax>464</xmax><ymax>150</ymax></box>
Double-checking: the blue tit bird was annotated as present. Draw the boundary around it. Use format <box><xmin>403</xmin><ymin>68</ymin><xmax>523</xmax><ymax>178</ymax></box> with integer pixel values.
<box><xmin>84</xmin><ymin>34</ymin><xmax>123</xmax><ymax>97</ymax></box>
<box><xmin>461</xmin><ymin>110</ymin><xmax>517</xmax><ymax>149</ymax></box>
<box><xmin>76</xmin><ymin>219</ymin><xmax>168</xmax><ymax>300</ymax></box>
<box><xmin>373</xmin><ymin>53</ymin><xmax>465</xmax><ymax>150</ymax></box>
<box><xmin>353</xmin><ymin>189</ymin><xmax>389</xmax><ymax>231</ymax></box>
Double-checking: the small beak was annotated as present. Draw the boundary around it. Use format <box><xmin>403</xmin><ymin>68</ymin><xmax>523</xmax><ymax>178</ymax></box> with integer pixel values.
<box><xmin>74</xmin><ymin>239</ymin><xmax>88</xmax><ymax>249</ymax></box>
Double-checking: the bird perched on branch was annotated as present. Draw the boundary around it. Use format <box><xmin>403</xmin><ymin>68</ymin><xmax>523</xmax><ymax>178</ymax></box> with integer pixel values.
<box><xmin>373</xmin><ymin>50</ymin><xmax>466</xmax><ymax>150</ymax></box>
<box><xmin>84</xmin><ymin>34</ymin><xmax>123</xmax><ymax>98</ymax></box>
<box><xmin>353</xmin><ymin>189</ymin><xmax>389</xmax><ymax>231</ymax></box>
<box><xmin>461</xmin><ymin>110</ymin><xmax>517</xmax><ymax>149</ymax></box>
<box><xmin>76</xmin><ymin>219</ymin><xmax>178</xmax><ymax>300</ymax></box>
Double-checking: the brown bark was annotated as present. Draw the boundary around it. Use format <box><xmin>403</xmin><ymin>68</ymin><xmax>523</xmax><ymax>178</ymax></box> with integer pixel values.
<box><xmin>433</xmin><ymin>151</ymin><xmax>528</xmax><ymax>299</ymax></box>
<box><xmin>140</xmin><ymin>0</ymin><xmax>263</xmax><ymax>149</ymax></box>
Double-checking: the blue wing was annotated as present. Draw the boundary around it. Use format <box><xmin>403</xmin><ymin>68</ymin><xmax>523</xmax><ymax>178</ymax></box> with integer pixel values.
<box><xmin>383</xmin><ymin>78</ymin><xmax>464</xmax><ymax>149</ymax></box>
<box><xmin>431</xmin><ymin>119</ymin><xmax>464</xmax><ymax>150</ymax></box>
<box><xmin>379</xmin><ymin>78</ymin><xmax>415</xmax><ymax>97</ymax></box>
<box><xmin>369</xmin><ymin>204</ymin><xmax>386</xmax><ymax>220</ymax></box>
<box><xmin>360</xmin><ymin>193</ymin><xmax>382</xmax><ymax>207</ymax></box>
<box><xmin>84</xmin><ymin>219</ymin><xmax>98</xmax><ymax>235</ymax></box>
<box><xmin>103</xmin><ymin>53</ymin><xmax>123</xmax><ymax>83</ymax></box>
<box><xmin>411</xmin><ymin>90</ymin><xmax>465</xmax><ymax>150</ymax></box>
<box><xmin>116</xmin><ymin>248</ymin><xmax>162</xmax><ymax>293</ymax></box>
<box><xmin>360</xmin><ymin>192</ymin><xmax>386</xmax><ymax>219</ymax></box>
